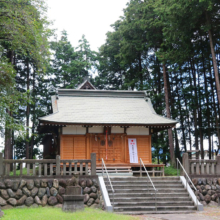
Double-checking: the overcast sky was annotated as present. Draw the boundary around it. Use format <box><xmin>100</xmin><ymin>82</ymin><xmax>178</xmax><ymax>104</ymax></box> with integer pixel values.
<box><xmin>46</xmin><ymin>0</ymin><xmax>129</xmax><ymax>51</ymax></box>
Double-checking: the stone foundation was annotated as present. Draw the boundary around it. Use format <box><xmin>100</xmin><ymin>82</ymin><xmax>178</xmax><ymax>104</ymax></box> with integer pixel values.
<box><xmin>191</xmin><ymin>178</ymin><xmax>220</xmax><ymax>206</ymax></box>
<box><xmin>0</xmin><ymin>176</ymin><xmax>104</xmax><ymax>210</ymax></box>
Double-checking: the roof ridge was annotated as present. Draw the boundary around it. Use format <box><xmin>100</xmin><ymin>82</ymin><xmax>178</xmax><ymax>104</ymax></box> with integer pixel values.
<box><xmin>58</xmin><ymin>89</ymin><xmax>146</xmax><ymax>98</ymax></box>
<box><xmin>76</xmin><ymin>79</ymin><xmax>96</xmax><ymax>90</ymax></box>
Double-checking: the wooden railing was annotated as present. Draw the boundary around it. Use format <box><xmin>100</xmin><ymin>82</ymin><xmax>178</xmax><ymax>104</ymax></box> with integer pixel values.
<box><xmin>182</xmin><ymin>153</ymin><xmax>220</xmax><ymax>176</ymax></box>
<box><xmin>189</xmin><ymin>159</ymin><xmax>216</xmax><ymax>175</ymax></box>
<box><xmin>0</xmin><ymin>153</ymin><xmax>96</xmax><ymax>177</ymax></box>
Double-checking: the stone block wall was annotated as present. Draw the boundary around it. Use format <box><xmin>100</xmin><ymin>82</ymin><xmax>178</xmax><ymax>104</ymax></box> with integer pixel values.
<box><xmin>191</xmin><ymin>178</ymin><xmax>220</xmax><ymax>206</ymax></box>
<box><xmin>0</xmin><ymin>176</ymin><xmax>104</xmax><ymax>210</ymax></box>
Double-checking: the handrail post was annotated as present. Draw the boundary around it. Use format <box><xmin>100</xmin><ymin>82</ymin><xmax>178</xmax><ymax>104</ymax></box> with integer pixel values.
<box><xmin>176</xmin><ymin>158</ymin><xmax>200</xmax><ymax>208</ymax></box>
<box><xmin>102</xmin><ymin>158</ymin><xmax>115</xmax><ymax>211</ymax></box>
<box><xmin>56</xmin><ymin>155</ymin><xmax>60</xmax><ymax>175</ymax></box>
<box><xmin>177</xmin><ymin>159</ymin><xmax>179</xmax><ymax>176</ymax></box>
<box><xmin>140</xmin><ymin>158</ymin><xmax>157</xmax><ymax>212</ymax></box>
<box><xmin>197</xmin><ymin>190</ymin><xmax>198</xmax><ymax>210</ymax></box>
<box><xmin>113</xmin><ymin>191</ymin><xmax>115</xmax><ymax>209</ymax></box>
<box><xmin>102</xmin><ymin>160</ymin><xmax>103</xmax><ymax>176</ymax></box>
<box><xmin>186</xmin><ymin>176</ymin><xmax>188</xmax><ymax>190</ymax></box>
<box><xmin>91</xmin><ymin>153</ymin><xmax>96</xmax><ymax>175</ymax></box>
<box><xmin>140</xmin><ymin>159</ymin><xmax>142</xmax><ymax>177</ymax></box>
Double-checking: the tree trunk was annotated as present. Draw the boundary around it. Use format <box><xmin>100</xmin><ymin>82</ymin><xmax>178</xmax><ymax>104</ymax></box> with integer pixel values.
<box><xmin>176</xmin><ymin>69</ymin><xmax>187</xmax><ymax>152</ymax></box>
<box><xmin>208</xmin><ymin>61</ymin><xmax>220</xmax><ymax>152</ymax></box>
<box><xmin>26</xmin><ymin>59</ymin><xmax>30</xmax><ymax>159</ymax></box>
<box><xmin>206</xmin><ymin>12</ymin><xmax>220</xmax><ymax>105</ymax></box>
<box><xmin>189</xmin><ymin>59</ymin><xmax>199</xmax><ymax>157</ymax></box>
<box><xmin>196</xmin><ymin>62</ymin><xmax>204</xmax><ymax>159</ymax></box>
<box><xmin>202</xmin><ymin>50</ymin><xmax>212</xmax><ymax>159</ymax></box>
<box><xmin>181</xmin><ymin>65</ymin><xmax>192</xmax><ymax>150</ymax></box>
<box><xmin>30</xmin><ymin>70</ymin><xmax>36</xmax><ymax>159</ymax></box>
<box><xmin>4</xmin><ymin>112</ymin><xmax>11</xmax><ymax>160</ymax></box>
<box><xmin>174</xmin><ymin>128</ymin><xmax>180</xmax><ymax>160</ymax></box>
<box><xmin>138</xmin><ymin>53</ymin><xmax>143</xmax><ymax>90</ymax></box>
<box><xmin>162</xmin><ymin>63</ymin><xmax>175</xmax><ymax>166</ymax></box>
<box><xmin>4</xmin><ymin>51</ymin><xmax>13</xmax><ymax>160</ymax></box>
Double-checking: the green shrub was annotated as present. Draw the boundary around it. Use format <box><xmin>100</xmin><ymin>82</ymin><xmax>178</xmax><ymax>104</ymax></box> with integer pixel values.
<box><xmin>164</xmin><ymin>166</ymin><xmax>180</xmax><ymax>176</ymax></box>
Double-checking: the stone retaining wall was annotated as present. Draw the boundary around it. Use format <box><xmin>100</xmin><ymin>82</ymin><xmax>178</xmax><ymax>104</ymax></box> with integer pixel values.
<box><xmin>191</xmin><ymin>178</ymin><xmax>220</xmax><ymax>206</ymax></box>
<box><xmin>0</xmin><ymin>176</ymin><xmax>104</xmax><ymax>210</ymax></box>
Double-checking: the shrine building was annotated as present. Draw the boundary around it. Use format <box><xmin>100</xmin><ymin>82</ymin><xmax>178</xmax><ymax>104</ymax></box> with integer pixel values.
<box><xmin>38</xmin><ymin>80</ymin><xmax>177</xmax><ymax>167</ymax></box>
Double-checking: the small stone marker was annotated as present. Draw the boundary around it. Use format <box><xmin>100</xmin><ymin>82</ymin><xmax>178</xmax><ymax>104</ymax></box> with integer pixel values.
<box><xmin>62</xmin><ymin>186</ymin><xmax>84</xmax><ymax>212</ymax></box>
<box><xmin>0</xmin><ymin>208</ymin><xmax>3</xmax><ymax>218</ymax></box>
<box><xmin>217</xmin><ymin>190</ymin><xmax>220</xmax><ymax>206</ymax></box>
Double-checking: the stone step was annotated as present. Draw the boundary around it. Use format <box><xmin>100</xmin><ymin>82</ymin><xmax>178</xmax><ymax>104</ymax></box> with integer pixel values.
<box><xmin>102</xmin><ymin>176</ymin><xmax>197</xmax><ymax>214</ymax></box>
<box><xmin>105</xmin><ymin>180</ymin><xmax>183</xmax><ymax>184</ymax></box>
<box><xmin>114</xmin><ymin>206</ymin><xmax>196</xmax><ymax>212</ymax></box>
<box><xmin>113</xmin><ymin>201</ymin><xmax>194</xmax><ymax>207</ymax></box>
<box><xmin>107</xmin><ymin>188</ymin><xmax>187</xmax><ymax>193</ymax></box>
<box><xmin>108</xmin><ymin>192</ymin><xmax>189</xmax><ymax>198</ymax></box>
<box><xmin>104</xmin><ymin>180</ymin><xmax>182</xmax><ymax>184</ymax></box>
<box><xmin>105</xmin><ymin>184</ymin><xmax>183</xmax><ymax>189</ymax></box>
<box><xmin>112</xmin><ymin>197</ymin><xmax>192</xmax><ymax>202</ymax></box>
<box><xmin>105</xmin><ymin>177</ymin><xmax>180</xmax><ymax>181</ymax></box>
<box><xmin>116</xmin><ymin>210</ymin><xmax>197</xmax><ymax>215</ymax></box>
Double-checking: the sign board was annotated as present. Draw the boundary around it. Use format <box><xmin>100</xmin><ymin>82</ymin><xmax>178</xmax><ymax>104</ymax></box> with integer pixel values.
<box><xmin>128</xmin><ymin>138</ymin><xmax>138</xmax><ymax>163</ymax></box>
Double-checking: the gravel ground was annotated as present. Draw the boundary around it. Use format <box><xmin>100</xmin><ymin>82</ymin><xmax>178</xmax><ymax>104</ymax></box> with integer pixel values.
<box><xmin>133</xmin><ymin>205</ymin><xmax>220</xmax><ymax>220</ymax></box>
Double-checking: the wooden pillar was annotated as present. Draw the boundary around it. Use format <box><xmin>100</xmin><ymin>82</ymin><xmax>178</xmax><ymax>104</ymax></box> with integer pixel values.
<box><xmin>56</xmin><ymin>155</ymin><xmax>60</xmax><ymax>175</ymax></box>
<box><xmin>149</xmin><ymin>135</ymin><xmax>152</xmax><ymax>163</ymax></box>
<box><xmin>182</xmin><ymin>153</ymin><xmax>189</xmax><ymax>174</ymax></box>
<box><xmin>216</xmin><ymin>156</ymin><xmax>220</xmax><ymax>175</ymax></box>
<box><xmin>86</xmin><ymin>134</ymin><xmax>90</xmax><ymax>159</ymax></box>
<box><xmin>124</xmin><ymin>135</ymin><xmax>127</xmax><ymax>163</ymax></box>
<box><xmin>91</xmin><ymin>153</ymin><xmax>96</xmax><ymax>175</ymax></box>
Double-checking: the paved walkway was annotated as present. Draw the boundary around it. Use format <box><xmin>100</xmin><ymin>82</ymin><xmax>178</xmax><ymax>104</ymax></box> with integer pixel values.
<box><xmin>136</xmin><ymin>206</ymin><xmax>220</xmax><ymax>220</ymax></box>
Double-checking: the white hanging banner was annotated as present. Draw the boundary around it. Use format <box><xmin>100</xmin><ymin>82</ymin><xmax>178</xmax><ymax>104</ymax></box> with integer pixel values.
<box><xmin>128</xmin><ymin>138</ymin><xmax>138</xmax><ymax>163</ymax></box>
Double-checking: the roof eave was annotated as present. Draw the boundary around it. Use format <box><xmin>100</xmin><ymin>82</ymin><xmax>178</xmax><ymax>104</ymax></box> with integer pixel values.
<box><xmin>38</xmin><ymin>120</ymin><xmax>177</xmax><ymax>128</ymax></box>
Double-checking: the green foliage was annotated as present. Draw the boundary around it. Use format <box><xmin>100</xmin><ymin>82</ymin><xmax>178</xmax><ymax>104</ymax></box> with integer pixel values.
<box><xmin>0</xmin><ymin>0</ymin><xmax>52</xmax><ymax>133</ymax></box>
<box><xmin>9</xmin><ymin>167</ymin><xmax>28</xmax><ymax>176</ymax></box>
<box><xmin>95</xmin><ymin>0</ymin><xmax>220</xmax><ymax>161</ymax></box>
<box><xmin>1</xmin><ymin>0</ymin><xmax>220</xmax><ymax>162</ymax></box>
<box><xmin>9</xmin><ymin>166</ymin><xmax>41</xmax><ymax>176</ymax></box>
<box><xmin>0</xmin><ymin>0</ymin><xmax>52</xmax><ymax>68</ymax></box>
<box><xmin>49</xmin><ymin>31</ymin><xmax>97</xmax><ymax>89</ymax></box>
<box><xmin>0</xmin><ymin>0</ymin><xmax>53</xmax><ymax>160</ymax></box>
<box><xmin>164</xmin><ymin>166</ymin><xmax>180</xmax><ymax>176</ymax></box>
<box><xmin>2</xmin><ymin>207</ymin><xmax>137</xmax><ymax>220</ymax></box>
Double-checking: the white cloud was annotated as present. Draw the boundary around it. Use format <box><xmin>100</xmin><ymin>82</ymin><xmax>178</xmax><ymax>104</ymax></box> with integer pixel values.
<box><xmin>46</xmin><ymin>0</ymin><xmax>129</xmax><ymax>51</ymax></box>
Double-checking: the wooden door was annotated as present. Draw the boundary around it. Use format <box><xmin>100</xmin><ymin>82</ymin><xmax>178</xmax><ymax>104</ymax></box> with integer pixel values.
<box><xmin>61</xmin><ymin>135</ymin><xmax>86</xmax><ymax>160</ymax></box>
<box><xmin>91</xmin><ymin>134</ymin><xmax>122</xmax><ymax>163</ymax></box>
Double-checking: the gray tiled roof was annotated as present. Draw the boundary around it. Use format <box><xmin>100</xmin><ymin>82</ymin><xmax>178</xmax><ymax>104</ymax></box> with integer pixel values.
<box><xmin>39</xmin><ymin>90</ymin><xmax>177</xmax><ymax>126</ymax></box>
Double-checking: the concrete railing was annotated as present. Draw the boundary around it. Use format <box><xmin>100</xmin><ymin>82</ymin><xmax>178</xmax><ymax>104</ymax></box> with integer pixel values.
<box><xmin>0</xmin><ymin>153</ymin><xmax>96</xmax><ymax>177</ymax></box>
<box><xmin>182</xmin><ymin>153</ymin><xmax>220</xmax><ymax>176</ymax></box>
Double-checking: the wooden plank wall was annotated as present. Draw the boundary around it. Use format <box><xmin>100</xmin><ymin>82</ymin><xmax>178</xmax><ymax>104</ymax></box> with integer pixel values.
<box><xmin>125</xmin><ymin>135</ymin><xmax>152</xmax><ymax>164</ymax></box>
<box><xmin>60</xmin><ymin>134</ymin><xmax>152</xmax><ymax>164</ymax></box>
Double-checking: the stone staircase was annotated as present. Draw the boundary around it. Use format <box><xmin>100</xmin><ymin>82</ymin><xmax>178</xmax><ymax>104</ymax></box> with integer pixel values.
<box><xmin>95</xmin><ymin>166</ymin><xmax>132</xmax><ymax>176</ymax></box>
<box><xmin>104</xmin><ymin>176</ymin><xmax>197</xmax><ymax>214</ymax></box>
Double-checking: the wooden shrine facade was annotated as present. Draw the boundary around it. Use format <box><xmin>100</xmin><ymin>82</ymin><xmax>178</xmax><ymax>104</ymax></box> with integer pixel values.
<box><xmin>38</xmin><ymin>81</ymin><xmax>177</xmax><ymax>166</ymax></box>
<box><xmin>59</xmin><ymin>127</ymin><xmax>152</xmax><ymax>164</ymax></box>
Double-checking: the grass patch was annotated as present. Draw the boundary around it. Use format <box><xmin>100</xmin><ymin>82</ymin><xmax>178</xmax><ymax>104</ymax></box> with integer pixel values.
<box><xmin>164</xmin><ymin>166</ymin><xmax>180</xmax><ymax>176</ymax></box>
<box><xmin>9</xmin><ymin>168</ymin><xmax>40</xmax><ymax>176</ymax></box>
<box><xmin>10</xmin><ymin>168</ymin><xmax>28</xmax><ymax>176</ymax></box>
<box><xmin>2</xmin><ymin>207</ymin><xmax>138</xmax><ymax>220</ymax></box>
